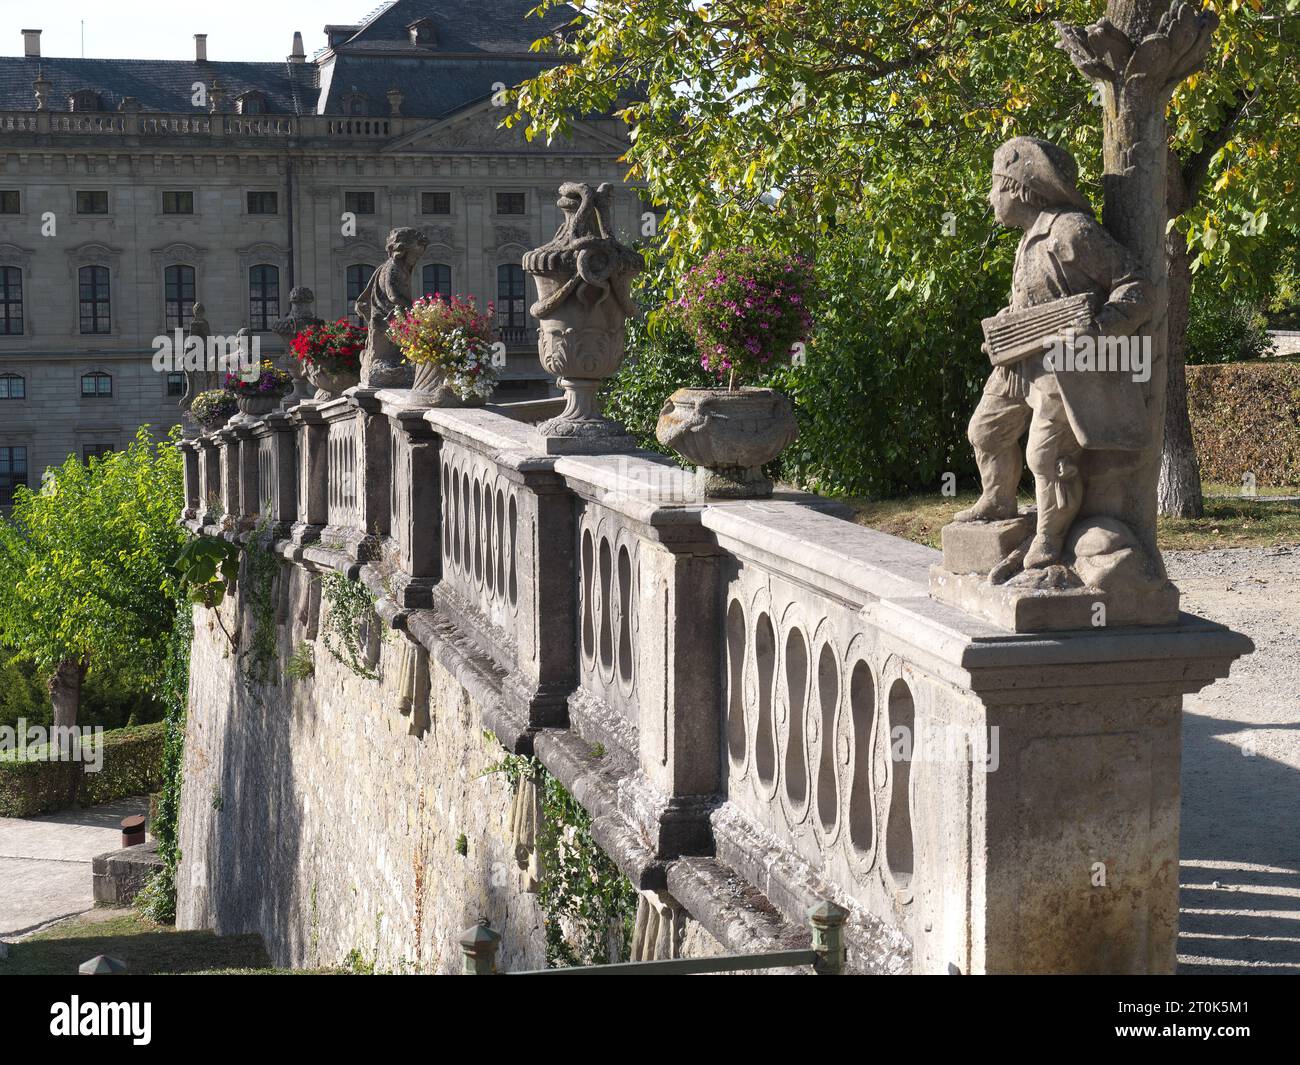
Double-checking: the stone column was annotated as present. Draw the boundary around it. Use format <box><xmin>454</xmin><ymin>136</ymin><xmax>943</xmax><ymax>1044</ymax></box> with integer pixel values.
<box><xmin>197</xmin><ymin>436</ymin><xmax>221</xmax><ymax>528</ymax></box>
<box><xmin>255</xmin><ymin>412</ymin><xmax>298</xmax><ymax>538</ymax></box>
<box><xmin>178</xmin><ymin>440</ymin><xmax>201</xmax><ymax>521</ymax></box>
<box><xmin>216</xmin><ymin>429</ymin><xmax>240</xmax><ymax>529</ymax></box>
<box><xmin>289</xmin><ymin>404</ymin><xmax>328</xmax><ymax>546</ymax></box>
<box><xmin>233</xmin><ymin>422</ymin><xmax>261</xmax><ymax>530</ymax></box>
<box><xmin>386</xmin><ymin>404</ymin><xmax>440</xmax><ymax>607</ymax></box>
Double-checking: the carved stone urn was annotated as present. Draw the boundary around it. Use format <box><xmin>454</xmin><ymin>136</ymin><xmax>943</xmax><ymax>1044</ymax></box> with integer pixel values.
<box><xmin>523</xmin><ymin>182</ymin><xmax>643</xmax><ymax>454</ymax></box>
<box><xmin>657</xmin><ymin>387</ymin><xmax>798</xmax><ymax>498</ymax></box>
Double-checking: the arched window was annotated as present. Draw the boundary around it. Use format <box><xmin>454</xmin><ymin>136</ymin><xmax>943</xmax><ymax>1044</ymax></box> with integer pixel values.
<box><xmin>78</xmin><ymin>266</ymin><xmax>111</xmax><ymax>334</ymax></box>
<box><xmin>422</xmin><ymin>263</ymin><xmax>451</xmax><ymax>299</ymax></box>
<box><xmin>346</xmin><ymin>263</ymin><xmax>375</xmax><ymax>323</ymax></box>
<box><xmin>0</xmin><ymin>266</ymin><xmax>21</xmax><ymax>335</ymax></box>
<box><xmin>81</xmin><ymin>371</ymin><xmax>112</xmax><ymax>398</ymax></box>
<box><xmin>165</xmin><ymin>265</ymin><xmax>196</xmax><ymax>330</ymax></box>
<box><xmin>0</xmin><ymin>372</ymin><xmax>24</xmax><ymax>399</ymax></box>
<box><xmin>496</xmin><ymin>264</ymin><xmax>527</xmax><ymax>337</ymax></box>
<box><xmin>345</xmin><ymin>93</ymin><xmax>367</xmax><ymax>116</ymax></box>
<box><xmin>249</xmin><ymin>265</ymin><xmax>280</xmax><ymax>330</ymax></box>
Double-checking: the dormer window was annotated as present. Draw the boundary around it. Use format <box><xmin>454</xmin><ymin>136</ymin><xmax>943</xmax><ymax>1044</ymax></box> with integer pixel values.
<box><xmin>344</xmin><ymin>93</ymin><xmax>367</xmax><ymax>116</ymax></box>
<box><xmin>408</xmin><ymin>18</ymin><xmax>436</xmax><ymax>46</ymax></box>
<box><xmin>237</xmin><ymin>91</ymin><xmax>267</xmax><ymax>115</ymax></box>
<box><xmin>68</xmin><ymin>90</ymin><xmax>102</xmax><ymax>113</ymax></box>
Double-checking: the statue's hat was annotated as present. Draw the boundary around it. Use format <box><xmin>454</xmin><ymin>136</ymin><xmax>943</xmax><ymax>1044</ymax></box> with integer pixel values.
<box><xmin>993</xmin><ymin>137</ymin><xmax>1092</xmax><ymax>212</ymax></box>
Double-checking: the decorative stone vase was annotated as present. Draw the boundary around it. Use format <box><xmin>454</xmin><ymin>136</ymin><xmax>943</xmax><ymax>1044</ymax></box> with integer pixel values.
<box><xmin>656</xmin><ymin>386</ymin><xmax>798</xmax><ymax>499</ymax></box>
<box><xmin>304</xmin><ymin>361</ymin><xmax>361</xmax><ymax>401</ymax></box>
<box><xmin>409</xmin><ymin>362</ymin><xmax>463</xmax><ymax>407</ymax></box>
<box><xmin>523</xmin><ymin>182</ymin><xmax>643</xmax><ymax>453</ymax></box>
<box><xmin>195</xmin><ymin>409</ymin><xmax>235</xmax><ymax>434</ymax></box>
<box><xmin>235</xmin><ymin>393</ymin><xmax>282</xmax><ymax>419</ymax></box>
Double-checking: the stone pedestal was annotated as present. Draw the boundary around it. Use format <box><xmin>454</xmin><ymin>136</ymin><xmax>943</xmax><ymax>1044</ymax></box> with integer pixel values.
<box><xmin>940</xmin><ymin>511</ymin><xmax>1035</xmax><ymax>574</ymax></box>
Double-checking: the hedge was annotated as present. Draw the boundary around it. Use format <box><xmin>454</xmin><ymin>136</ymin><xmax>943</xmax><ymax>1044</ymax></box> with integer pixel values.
<box><xmin>1188</xmin><ymin>361</ymin><xmax>1300</xmax><ymax>488</ymax></box>
<box><xmin>0</xmin><ymin>721</ymin><xmax>166</xmax><ymax>817</ymax></box>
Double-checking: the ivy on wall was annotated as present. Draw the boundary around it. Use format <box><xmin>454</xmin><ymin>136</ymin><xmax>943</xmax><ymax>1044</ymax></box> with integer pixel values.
<box><xmin>319</xmin><ymin>571</ymin><xmax>379</xmax><ymax>680</ymax></box>
<box><xmin>239</xmin><ymin>525</ymin><xmax>281</xmax><ymax>686</ymax></box>
<box><xmin>486</xmin><ymin>743</ymin><xmax>638</xmax><ymax>968</ymax></box>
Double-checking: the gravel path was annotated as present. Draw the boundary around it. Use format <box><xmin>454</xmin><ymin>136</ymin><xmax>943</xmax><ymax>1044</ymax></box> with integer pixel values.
<box><xmin>1166</xmin><ymin>545</ymin><xmax>1300</xmax><ymax>974</ymax></box>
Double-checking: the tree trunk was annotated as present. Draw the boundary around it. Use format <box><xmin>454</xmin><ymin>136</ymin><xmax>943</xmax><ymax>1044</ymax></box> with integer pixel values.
<box><xmin>48</xmin><ymin>659</ymin><xmax>85</xmax><ymax>729</ymax></box>
<box><xmin>1158</xmin><ymin>223</ymin><xmax>1204</xmax><ymax>517</ymax></box>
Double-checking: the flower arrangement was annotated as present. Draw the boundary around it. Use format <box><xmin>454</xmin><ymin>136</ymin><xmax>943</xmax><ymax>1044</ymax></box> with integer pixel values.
<box><xmin>224</xmin><ymin>360</ymin><xmax>294</xmax><ymax>398</ymax></box>
<box><xmin>388</xmin><ymin>294</ymin><xmax>500</xmax><ymax>403</ymax></box>
<box><xmin>289</xmin><ymin>318</ymin><xmax>367</xmax><ymax>375</ymax></box>
<box><xmin>190</xmin><ymin>389</ymin><xmax>239</xmax><ymax>431</ymax></box>
<box><xmin>673</xmin><ymin>247</ymin><xmax>815</xmax><ymax>389</ymax></box>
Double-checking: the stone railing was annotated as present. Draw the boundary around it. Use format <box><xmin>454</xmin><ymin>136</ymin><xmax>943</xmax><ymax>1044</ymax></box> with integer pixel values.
<box><xmin>0</xmin><ymin>110</ymin><xmax>416</xmax><ymax>142</ymax></box>
<box><xmin>178</xmin><ymin>386</ymin><xmax>1252</xmax><ymax>974</ymax></box>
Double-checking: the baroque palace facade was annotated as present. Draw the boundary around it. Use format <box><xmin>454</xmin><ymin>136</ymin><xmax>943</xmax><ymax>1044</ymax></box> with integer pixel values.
<box><xmin>0</xmin><ymin>0</ymin><xmax>636</xmax><ymax>504</ymax></box>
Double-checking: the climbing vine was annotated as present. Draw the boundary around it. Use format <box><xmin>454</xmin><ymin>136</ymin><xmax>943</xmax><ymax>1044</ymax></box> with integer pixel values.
<box><xmin>135</xmin><ymin>595</ymin><xmax>193</xmax><ymax>923</ymax></box>
<box><xmin>239</xmin><ymin>524</ymin><xmax>280</xmax><ymax>686</ymax></box>
<box><xmin>485</xmin><ymin>743</ymin><xmax>638</xmax><ymax>968</ymax></box>
<box><xmin>319</xmin><ymin>570</ymin><xmax>379</xmax><ymax>680</ymax></box>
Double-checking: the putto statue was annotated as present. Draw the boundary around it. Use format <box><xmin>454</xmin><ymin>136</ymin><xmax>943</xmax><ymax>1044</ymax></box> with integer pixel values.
<box><xmin>932</xmin><ymin>136</ymin><xmax>1179</xmax><ymax>630</ymax></box>
<box><xmin>958</xmin><ymin>137</ymin><xmax>1151</xmax><ymax>567</ymax></box>
<box><xmin>356</xmin><ymin>226</ymin><xmax>429</xmax><ymax>388</ymax></box>
<box><xmin>180</xmin><ymin>301</ymin><xmax>214</xmax><ymax>413</ymax></box>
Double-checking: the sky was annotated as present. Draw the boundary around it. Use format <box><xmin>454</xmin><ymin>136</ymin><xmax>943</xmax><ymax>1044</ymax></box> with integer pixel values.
<box><xmin>0</xmin><ymin>0</ymin><xmax>369</xmax><ymax>63</ymax></box>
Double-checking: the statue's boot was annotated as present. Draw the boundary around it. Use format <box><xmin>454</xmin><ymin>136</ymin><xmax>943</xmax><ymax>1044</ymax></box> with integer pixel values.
<box><xmin>954</xmin><ymin>494</ymin><xmax>1018</xmax><ymax>523</ymax></box>
<box><xmin>1023</xmin><ymin>533</ymin><xmax>1065</xmax><ymax>569</ymax></box>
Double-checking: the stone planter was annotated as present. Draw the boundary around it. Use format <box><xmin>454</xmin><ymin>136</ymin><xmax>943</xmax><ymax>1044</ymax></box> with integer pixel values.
<box><xmin>195</xmin><ymin>410</ymin><xmax>234</xmax><ymax>434</ymax></box>
<box><xmin>304</xmin><ymin>361</ymin><xmax>361</xmax><ymax>401</ymax></box>
<box><xmin>234</xmin><ymin>393</ymin><xmax>283</xmax><ymax>420</ymax></box>
<box><xmin>656</xmin><ymin>386</ymin><xmax>798</xmax><ymax>499</ymax></box>
<box><xmin>409</xmin><ymin>362</ymin><xmax>467</xmax><ymax>407</ymax></box>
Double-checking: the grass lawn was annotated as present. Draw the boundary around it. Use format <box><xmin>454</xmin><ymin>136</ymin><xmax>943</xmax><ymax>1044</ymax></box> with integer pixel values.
<box><xmin>848</xmin><ymin>489</ymin><xmax>1300</xmax><ymax>552</ymax></box>
<box><xmin>0</xmin><ymin>909</ymin><xmax>279</xmax><ymax>976</ymax></box>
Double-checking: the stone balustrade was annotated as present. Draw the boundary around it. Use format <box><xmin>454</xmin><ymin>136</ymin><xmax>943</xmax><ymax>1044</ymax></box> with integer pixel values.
<box><xmin>0</xmin><ymin>109</ymin><xmax>415</xmax><ymax>142</ymax></box>
<box><xmin>179</xmin><ymin>386</ymin><xmax>1252</xmax><ymax>974</ymax></box>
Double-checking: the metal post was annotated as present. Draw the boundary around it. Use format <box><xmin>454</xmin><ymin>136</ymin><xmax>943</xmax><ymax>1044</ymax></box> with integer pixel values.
<box><xmin>807</xmin><ymin>901</ymin><xmax>847</xmax><ymax>975</ymax></box>
<box><xmin>459</xmin><ymin>917</ymin><xmax>501</xmax><ymax>975</ymax></box>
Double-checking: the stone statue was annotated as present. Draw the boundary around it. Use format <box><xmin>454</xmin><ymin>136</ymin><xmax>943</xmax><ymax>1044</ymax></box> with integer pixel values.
<box><xmin>272</xmin><ymin>286</ymin><xmax>324</xmax><ymax>403</ymax></box>
<box><xmin>522</xmin><ymin>182</ymin><xmax>643</xmax><ymax>453</ymax></box>
<box><xmin>932</xmin><ymin>136</ymin><xmax>1180</xmax><ymax>629</ymax></box>
<box><xmin>955</xmin><ymin>136</ymin><xmax>1152</xmax><ymax>569</ymax></box>
<box><xmin>180</xmin><ymin>301</ymin><xmax>215</xmax><ymax>411</ymax></box>
<box><xmin>355</xmin><ymin>226</ymin><xmax>428</xmax><ymax>388</ymax></box>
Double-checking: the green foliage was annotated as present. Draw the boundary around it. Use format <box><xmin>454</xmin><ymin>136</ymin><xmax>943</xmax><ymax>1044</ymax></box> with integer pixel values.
<box><xmin>137</xmin><ymin>597</ymin><xmax>193</xmax><ymax>924</ymax></box>
<box><xmin>485</xmin><ymin>748</ymin><xmax>638</xmax><ymax>968</ymax></box>
<box><xmin>455</xmin><ymin>832</ymin><xmax>468</xmax><ymax>857</ymax></box>
<box><xmin>0</xmin><ymin>721</ymin><xmax>166</xmax><ymax>817</ymax></box>
<box><xmin>0</xmin><ymin>427</ymin><xmax>186</xmax><ymax>722</ymax></box>
<box><xmin>1186</xmin><ymin>287</ymin><xmax>1273</xmax><ymax>365</ymax></box>
<box><xmin>287</xmin><ymin>641</ymin><xmax>315</xmax><ymax>680</ymax></box>
<box><xmin>319</xmin><ymin>571</ymin><xmax>379</xmax><ymax>680</ymax></box>
<box><xmin>239</xmin><ymin>526</ymin><xmax>281</xmax><ymax>686</ymax></box>
<box><xmin>1187</xmin><ymin>362</ymin><xmax>1300</xmax><ymax>487</ymax></box>
<box><xmin>175</xmin><ymin>536</ymin><xmax>241</xmax><ymax>609</ymax></box>
<box><xmin>0</xmin><ymin>650</ymin><xmax>170</xmax><ymax>733</ymax></box>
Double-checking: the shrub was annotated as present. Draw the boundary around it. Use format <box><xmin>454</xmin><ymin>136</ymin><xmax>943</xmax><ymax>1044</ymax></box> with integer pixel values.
<box><xmin>389</xmin><ymin>294</ymin><xmax>499</xmax><ymax>402</ymax></box>
<box><xmin>224</xmin><ymin>360</ymin><xmax>293</xmax><ymax>398</ymax></box>
<box><xmin>1187</xmin><ymin>362</ymin><xmax>1300</xmax><ymax>486</ymax></box>
<box><xmin>1186</xmin><ymin>291</ymin><xmax>1273</xmax><ymax>365</ymax></box>
<box><xmin>0</xmin><ymin>721</ymin><xmax>166</xmax><ymax>817</ymax></box>
<box><xmin>190</xmin><ymin>389</ymin><xmax>239</xmax><ymax>431</ymax></box>
<box><xmin>289</xmin><ymin>318</ymin><xmax>367</xmax><ymax>375</ymax></box>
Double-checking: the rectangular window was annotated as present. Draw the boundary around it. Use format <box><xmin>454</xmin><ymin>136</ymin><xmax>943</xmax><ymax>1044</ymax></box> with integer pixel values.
<box><xmin>495</xmin><ymin>192</ymin><xmax>526</xmax><ymax>216</ymax></box>
<box><xmin>163</xmin><ymin>190</ymin><xmax>194</xmax><ymax>214</ymax></box>
<box><xmin>346</xmin><ymin>264</ymin><xmax>374</xmax><ymax>325</ymax></box>
<box><xmin>0</xmin><ymin>446</ymin><xmax>27</xmax><ymax>503</ymax></box>
<box><xmin>247</xmin><ymin>191</ymin><xmax>278</xmax><ymax>215</ymax></box>
<box><xmin>76</xmin><ymin>190</ymin><xmax>109</xmax><ymax>214</ymax></box>
<box><xmin>0</xmin><ymin>374</ymin><xmax>24</xmax><ymax>400</ymax></box>
<box><xmin>78</xmin><ymin>266</ymin><xmax>111</xmax><ymax>334</ymax></box>
<box><xmin>421</xmin><ymin>263</ymin><xmax>451</xmax><ymax>299</ymax></box>
<box><xmin>345</xmin><ymin>191</ymin><xmax>376</xmax><ymax>215</ymax></box>
<box><xmin>81</xmin><ymin>372</ymin><xmax>113</xmax><ymax>398</ymax></box>
<box><xmin>0</xmin><ymin>266</ymin><xmax>22</xmax><ymax>335</ymax></box>
<box><xmin>82</xmin><ymin>443</ymin><xmax>114</xmax><ymax>462</ymax></box>
<box><xmin>421</xmin><ymin>191</ymin><xmax>451</xmax><ymax>215</ymax></box>
<box><xmin>0</xmin><ymin>191</ymin><xmax>19</xmax><ymax>214</ymax></box>
<box><xmin>166</xmin><ymin>372</ymin><xmax>185</xmax><ymax>397</ymax></box>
